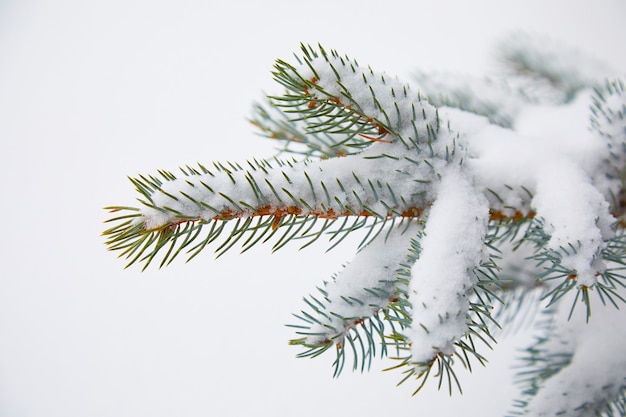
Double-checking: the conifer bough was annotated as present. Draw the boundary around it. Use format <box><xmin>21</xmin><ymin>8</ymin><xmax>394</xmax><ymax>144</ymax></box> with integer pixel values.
<box><xmin>103</xmin><ymin>33</ymin><xmax>626</xmax><ymax>416</ymax></box>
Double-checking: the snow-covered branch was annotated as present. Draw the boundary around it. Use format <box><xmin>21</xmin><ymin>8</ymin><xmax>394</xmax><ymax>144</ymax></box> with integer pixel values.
<box><xmin>103</xmin><ymin>35</ymin><xmax>626</xmax><ymax>413</ymax></box>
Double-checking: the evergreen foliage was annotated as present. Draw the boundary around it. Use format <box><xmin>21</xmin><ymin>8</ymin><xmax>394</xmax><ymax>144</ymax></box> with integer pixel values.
<box><xmin>103</xmin><ymin>33</ymin><xmax>626</xmax><ymax>416</ymax></box>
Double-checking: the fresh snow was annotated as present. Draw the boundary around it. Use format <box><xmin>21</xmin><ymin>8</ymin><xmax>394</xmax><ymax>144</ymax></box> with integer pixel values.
<box><xmin>408</xmin><ymin>166</ymin><xmax>489</xmax><ymax>364</ymax></box>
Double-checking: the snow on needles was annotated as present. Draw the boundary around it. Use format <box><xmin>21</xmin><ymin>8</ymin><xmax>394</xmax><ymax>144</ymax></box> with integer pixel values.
<box><xmin>457</xmin><ymin>92</ymin><xmax>617</xmax><ymax>289</ymax></box>
<box><xmin>304</xmin><ymin>221</ymin><xmax>421</xmax><ymax>346</ymax></box>
<box><xmin>408</xmin><ymin>166</ymin><xmax>489</xmax><ymax>364</ymax></box>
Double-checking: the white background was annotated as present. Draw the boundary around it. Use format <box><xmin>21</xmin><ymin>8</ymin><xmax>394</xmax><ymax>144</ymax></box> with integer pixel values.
<box><xmin>1</xmin><ymin>1</ymin><xmax>625</xmax><ymax>416</ymax></box>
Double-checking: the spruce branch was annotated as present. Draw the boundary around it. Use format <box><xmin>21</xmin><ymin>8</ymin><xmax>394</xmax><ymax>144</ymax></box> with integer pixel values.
<box><xmin>103</xmin><ymin>35</ymin><xmax>626</xmax><ymax>411</ymax></box>
<box><xmin>288</xmin><ymin>221</ymin><xmax>419</xmax><ymax>376</ymax></box>
<box><xmin>102</xmin><ymin>153</ymin><xmax>431</xmax><ymax>269</ymax></box>
<box><xmin>249</xmin><ymin>90</ymin><xmax>382</xmax><ymax>158</ymax></box>
<box><xmin>103</xmin><ymin>43</ymin><xmax>459</xmax><ymax>269</ymax></box>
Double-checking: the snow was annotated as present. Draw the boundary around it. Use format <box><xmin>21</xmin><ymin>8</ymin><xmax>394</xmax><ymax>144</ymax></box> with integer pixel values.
<box><xmin>456</xmin><ymin>92</ymin><xmax>617</xmax><ymax>288</ymax></box>
<box><xmin>532</xmin><ymin>159</ymin><xmax>613</xmax><ymax>286</ymax></box>
<box><xmin>408</xmin><ymin>166</ymin><xmax>489</xmax><ymax>363</ymax></box>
